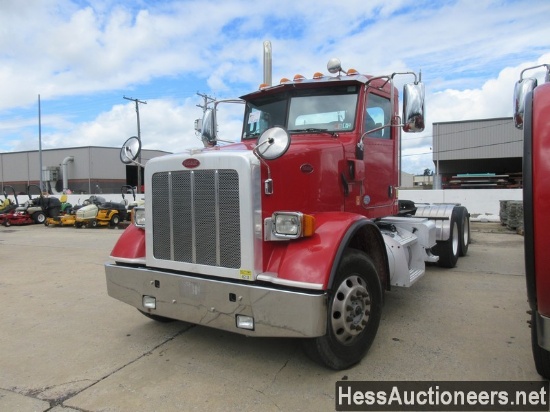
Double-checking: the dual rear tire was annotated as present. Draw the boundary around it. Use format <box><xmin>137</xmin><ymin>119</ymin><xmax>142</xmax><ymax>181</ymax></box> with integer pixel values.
<box><xmin>432</xmin><ymin>206</ymin><xmax>470</xmax><ymax>268</ymax></box>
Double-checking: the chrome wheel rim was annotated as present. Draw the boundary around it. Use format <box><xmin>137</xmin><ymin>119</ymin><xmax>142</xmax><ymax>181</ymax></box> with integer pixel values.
<box><xmin>331</xmin><ymin>275</ymin><xmax>371</xmax><ymax>344</ymax></box>
<box><xmin>452</xmin><ymin>221</ymin><xmax>459</xmax><ymax>255</ymax></box>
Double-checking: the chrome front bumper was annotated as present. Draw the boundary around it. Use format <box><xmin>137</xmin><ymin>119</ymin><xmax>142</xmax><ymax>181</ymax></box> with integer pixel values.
<box><xmin>105</xmin><ymin>263</ymin><xmax>328</xmax><ymax>338</ymax></box>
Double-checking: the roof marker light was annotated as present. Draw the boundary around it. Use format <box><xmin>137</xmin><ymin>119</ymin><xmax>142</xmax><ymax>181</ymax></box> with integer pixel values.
<box><xmin>313</xmin><ymin>72</ymin><xmax>324</xmax><ymax>79</ymax></box>
<box><xmin>280</xmin><ymin>77</ymin><xmax>291</xmax><ymax>84</ymax></box>
<box><xmin>293</xmin><ymin>74</ymin><xmax>305</xmax><ymax>81</ymax></box>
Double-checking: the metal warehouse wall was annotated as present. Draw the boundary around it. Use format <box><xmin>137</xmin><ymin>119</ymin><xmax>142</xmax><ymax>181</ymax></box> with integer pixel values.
<box><xmin>0</xmin><ymin>146</ymin><xmax>168</xmax><ymax>194</ymax></box>
<box><xmin>433</xmin><ymin>117</ymin><xmax>523</xmax><ymax>161</ymax></box>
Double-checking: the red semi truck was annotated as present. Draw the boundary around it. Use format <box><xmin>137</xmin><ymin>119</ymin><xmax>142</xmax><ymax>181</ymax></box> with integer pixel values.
<box><xmin>514</xmin><ymin>63</ymin><xmax>550</xmax><ymax>379</ymax></box>
<box><xmin>106</xmin><ymin>55</ymin><xmax>470</xmax><ymax>370</ymax></box>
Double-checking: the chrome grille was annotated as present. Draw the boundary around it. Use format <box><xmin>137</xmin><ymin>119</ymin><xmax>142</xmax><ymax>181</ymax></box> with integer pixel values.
<box><xmin>151</xmin><ymin>169</ymin><xmax>241</xmax><ymax>268</ymax></box>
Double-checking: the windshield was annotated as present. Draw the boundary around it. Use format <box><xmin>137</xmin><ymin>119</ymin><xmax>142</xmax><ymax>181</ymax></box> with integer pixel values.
<box><xmin>243</xmin><ymin>85</ymin><xmax>359</xmax><ymax>138</ymax></box>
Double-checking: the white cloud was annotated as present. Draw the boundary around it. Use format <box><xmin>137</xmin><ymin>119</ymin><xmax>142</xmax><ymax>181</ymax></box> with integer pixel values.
<box><xmin>1</xmin><ymin>0</ymin><xmax>550</xmax><ymax>176</ymax></box>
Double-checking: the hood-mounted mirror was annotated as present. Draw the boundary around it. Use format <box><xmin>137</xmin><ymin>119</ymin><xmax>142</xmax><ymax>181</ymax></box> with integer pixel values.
<box><xmin>255</xmin><ymin>127</ymin><xmax>291</xmax><ymax>160</ymax></box>
<box><xmin>253</xmin><ymin>127</ymin><xmax>291</xmax><ymax>195</ymax></box>
<box><xmin>120</xmin><ymin>136</ymin><xmax>142</xmax><ymax>166</ymax></box>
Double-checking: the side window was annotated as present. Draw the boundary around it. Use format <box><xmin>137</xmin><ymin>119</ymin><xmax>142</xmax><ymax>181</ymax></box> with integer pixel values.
<box><xmin>244</xmin><ymin>100</ymin><xmax>286</xmax><ymax>138</ymax></box>
<box><xmin>245</xmin><ymin>108</ymin><xmax>269</xmax><ymax>136</ymax></box>
<box><xmin>365</xmin><ymin>93</ymin><xmax>391</xmax><ymax>139</ymax></box>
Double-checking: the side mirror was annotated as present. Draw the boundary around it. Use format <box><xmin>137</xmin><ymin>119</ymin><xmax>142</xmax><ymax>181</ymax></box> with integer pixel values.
<box><xmin>513</xmin><ymin>78</ymin><xmax>537</xmax><ymax>129</ymax></box>
<box><xmin>402</xmin><ymin>82</ymin><xmax>425</xmax><ymax>132</ymax></box>
<box><xmin>200</xmin><ymin>109</ymin><xmax>217</xmax><ymax>147</ymax></box>
<box><xmin>194</xmin><ymin>118</ymin><xmax>202</xmax><ymax>132</ymax></box>
<box><xmin>256</xmin><ymin>127</ymin><xmax>291</xmax><ymax>160</ymax></box>
<box><xmin>120</xmin><ymin>136</ymin><xmax>142</xmax><ymax>165</ymax></box>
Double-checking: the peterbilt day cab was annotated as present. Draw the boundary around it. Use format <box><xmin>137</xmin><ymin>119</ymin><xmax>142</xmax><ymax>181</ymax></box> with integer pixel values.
<box><xmin>106</xmin><ymin>57</ymin><xmax>470</xmax><ymax>370</ymax></box>
<box><xmin>514</xmin><ymin>63</ymin><xmax>550</xmax><ymax>379</ymax></box>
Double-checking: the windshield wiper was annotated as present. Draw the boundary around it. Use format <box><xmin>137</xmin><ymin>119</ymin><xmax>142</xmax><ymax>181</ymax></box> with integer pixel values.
<box><xmin>289</xmin><ymin>128</ymin><xmax>338</xmax><ymax>137</ymax></box>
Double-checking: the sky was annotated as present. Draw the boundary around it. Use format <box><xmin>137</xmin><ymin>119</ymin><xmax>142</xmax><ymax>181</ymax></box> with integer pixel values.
<box><xmin>1</xmin><ymin>0</ymin><xmax>550</xmax><ymax>174</ymax></box>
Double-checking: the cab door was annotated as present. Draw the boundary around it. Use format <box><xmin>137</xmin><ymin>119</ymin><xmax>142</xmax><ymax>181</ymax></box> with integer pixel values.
<box><xmin>360</xmin><ymin>92</ymin><xmax>397</xmax><ymax>218</ymax></box>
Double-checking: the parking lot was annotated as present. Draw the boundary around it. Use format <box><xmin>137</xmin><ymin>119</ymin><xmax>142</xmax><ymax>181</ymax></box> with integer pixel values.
<box><xmin>0</xmin><ymin>222</ymin><xmax>543</xmax><ymax>411</ymax></box>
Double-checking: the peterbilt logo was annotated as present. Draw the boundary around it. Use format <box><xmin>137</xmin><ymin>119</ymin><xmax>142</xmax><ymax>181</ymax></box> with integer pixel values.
<box><xmin>300</xmin><ymin>163</ymin><xmax>314</xmax><ymax>174</ymax></box>
<box><xmin>182</xmin><ymin>158</ymin><xmax>200</xmax><ymax>168</ymax></box>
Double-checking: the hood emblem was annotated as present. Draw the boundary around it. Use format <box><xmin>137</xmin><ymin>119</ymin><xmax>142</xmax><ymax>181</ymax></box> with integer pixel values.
<box><xmin>182</xmin><ymin>158</ymin><xmax>200</xmax><ymax>168</ymax></box>
<box><xmin>300</xmin><ymin>163</ymin><xmax>314</xmax><ymax>174</ymax></box>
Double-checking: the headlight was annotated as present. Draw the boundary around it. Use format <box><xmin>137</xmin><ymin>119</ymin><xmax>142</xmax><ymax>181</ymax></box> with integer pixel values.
<box><xmin>133</xmin><ymin>207</ymin><xmax>146</xmax><ymax>227</ymax></box>
<box><xmin>275</xmin><ymin>213</ymin><xmax>300</xmax><ymax>236</ymax></box>
<box><xmin>267</xmin><ymin>212</ymin><xmax>315</xmax><ymax>240</ymax></box>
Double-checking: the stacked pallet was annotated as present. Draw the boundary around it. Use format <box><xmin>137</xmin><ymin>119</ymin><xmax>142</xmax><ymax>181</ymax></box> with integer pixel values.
<box><xmin>499</xmin><ymin>200</ymin><xmax>524</xmax><ymax>234</ymax></box>
<box><xmin>444</xmin><ymin>173</ymin><xmax>522</xmax><ymax>189</ymax></box>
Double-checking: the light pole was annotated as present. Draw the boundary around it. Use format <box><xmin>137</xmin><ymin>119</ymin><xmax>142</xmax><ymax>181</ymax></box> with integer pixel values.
<box><xmin>38</xmin><ymin>94</ymin><xmax>43</xmax><ymax>192</ymax></box>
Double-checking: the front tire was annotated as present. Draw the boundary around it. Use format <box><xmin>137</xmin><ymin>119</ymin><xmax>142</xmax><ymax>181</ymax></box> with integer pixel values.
<box><xmin>302</xmin><ymin>248</ymin><xmax>382</xmax><ymax>370</ymax></box>
<box><xmin>33</xmin><ymin>211</ymin><xmax>46</xmax><ymax>224</ymax></box>
<box><xmin>531</xmin><ymin>312</ymin><xmax>550</xmax><ymax>379</ymax></box>
<box><xmin>110</xmin><ymin>214</ymin><xmax>120</xmax><ymax>227</ymax></box>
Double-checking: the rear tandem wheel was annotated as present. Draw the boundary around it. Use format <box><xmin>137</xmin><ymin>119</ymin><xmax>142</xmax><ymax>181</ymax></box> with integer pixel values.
<box><xmin>432</xmin><ymin>207</ymin><xmax>462</xmax><ymax>268</ymax></box>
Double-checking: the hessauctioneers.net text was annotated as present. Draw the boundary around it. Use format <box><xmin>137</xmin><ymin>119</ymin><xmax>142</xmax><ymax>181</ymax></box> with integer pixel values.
<box><xmin>335</xmin><ymin>381</ymin><xmax>549</xmax><ymax>411</ymax></box>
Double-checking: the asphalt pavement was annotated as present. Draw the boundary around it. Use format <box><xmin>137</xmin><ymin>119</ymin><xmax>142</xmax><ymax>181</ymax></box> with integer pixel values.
<box><xmin>0</xmin><ymin>222</ymin><xmax>542</xmax><ymax>411</ymax></box>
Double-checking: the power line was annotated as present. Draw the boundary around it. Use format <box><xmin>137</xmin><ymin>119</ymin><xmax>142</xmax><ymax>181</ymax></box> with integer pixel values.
<box><xmin>403</xmin><ymin>139</ymin><xmax>523</xmax><ymax>157</ymax></box>
<box><xmin>403</xmin><ymin>119</ymin><xmax>515</xmax><ymax>141</ymax></box>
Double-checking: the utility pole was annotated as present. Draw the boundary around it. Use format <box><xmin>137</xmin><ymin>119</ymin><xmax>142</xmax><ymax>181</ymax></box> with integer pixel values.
<box><xmin>123</xmin><ymin>96</ymin><xmax>147</xmax><ymax>194</ymax></box>
<box><xmin>196</xmin><ymin>92</ymin><xmax>215</xmax><ymax>114</ymax></box>
<box><xmin>195</xmin><ymin>92</ymin><xmax>216</xmax><ymax>138</ymax></box>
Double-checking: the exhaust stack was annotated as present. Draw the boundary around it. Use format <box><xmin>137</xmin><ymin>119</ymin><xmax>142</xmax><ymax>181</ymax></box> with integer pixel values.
<box><xmin>263</xmin><ymin>41</ymin><xmax>272</xmax><ymax>87</ymax></box>
<box><xmin>62</xmin><ymin>156</ymin><xmax>74</xmax><ymax>192</ymax></box>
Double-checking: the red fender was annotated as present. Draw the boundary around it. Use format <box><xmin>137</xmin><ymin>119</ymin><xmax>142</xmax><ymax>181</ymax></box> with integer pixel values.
<box><xmin>264</xmin><ymin>212</ymin><xmax>387</xmax><ymax>289</ymax></box>
<box><xmin>110</xmin><ymin>224</ymin><xmax>145</xmax><ymax>261</ymax></box>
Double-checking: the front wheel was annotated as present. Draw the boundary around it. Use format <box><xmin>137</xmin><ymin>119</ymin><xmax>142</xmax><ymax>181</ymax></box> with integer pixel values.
<box><xmin>110</xmin><ymin>214</ymin><xmax>120</xmax><ymax>227</ymax></box>
<box><xmin>531</xmin><ymin>312</ymin><xmax>550</xmax><ymax>379</ymax></box>
<box><xmin>302</xmin><ymin>248</ymin><xmax>382</xmax><ymax>370</ymax></box>
<box><xmin>33</xmin><ymin>211</ymin><xmax>46</xmax><ymax>224</ymax></box>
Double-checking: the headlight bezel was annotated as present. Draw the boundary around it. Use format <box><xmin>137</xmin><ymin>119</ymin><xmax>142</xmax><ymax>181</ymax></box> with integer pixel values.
<box><xmin>133</xmin><ymin>207</ymin><xmax>146</xmax><ymax>228</ymax></box>
<box><xmin>264</xmin><ymin>211</ymin><xmax>315</xmax><ymax>241</ymax></box>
